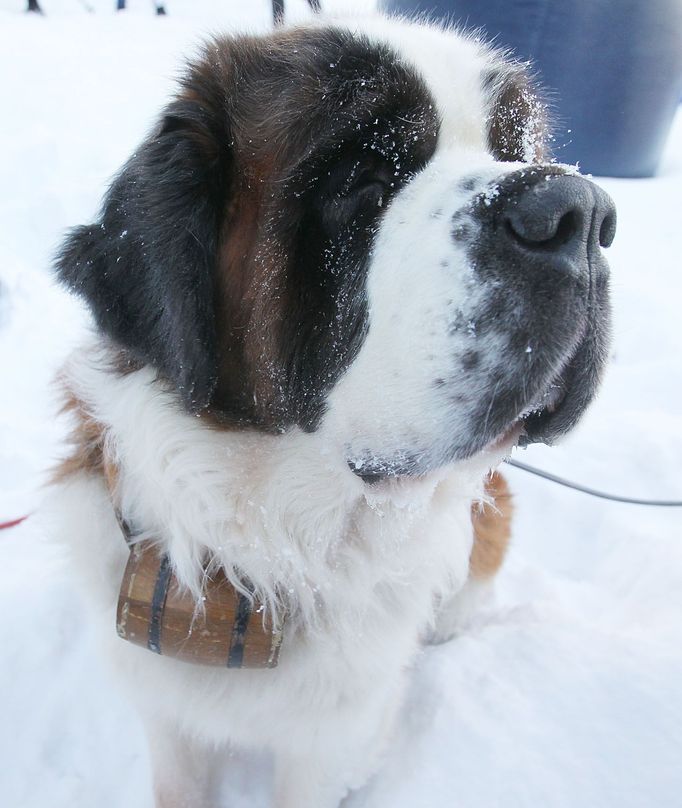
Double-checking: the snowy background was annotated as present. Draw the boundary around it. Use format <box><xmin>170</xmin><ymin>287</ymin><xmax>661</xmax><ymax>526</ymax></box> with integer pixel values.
<box><xmin>1</xmin><ymin>1</ymin><xmax>681</xmax><ymax>806</ymax></box>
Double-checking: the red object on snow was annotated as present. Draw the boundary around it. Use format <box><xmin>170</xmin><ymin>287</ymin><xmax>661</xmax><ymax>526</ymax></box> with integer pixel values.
<box><xmin>0</xmin><ymin>515</ymin><xmax>29</xmax><ymax>530</ymax></box>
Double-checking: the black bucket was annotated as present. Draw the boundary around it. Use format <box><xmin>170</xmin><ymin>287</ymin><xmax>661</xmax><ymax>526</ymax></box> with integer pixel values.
<box><xmin>382</xmin><ymin>0</ymin><xmax>682</xmax><ymax>177</ymax></box>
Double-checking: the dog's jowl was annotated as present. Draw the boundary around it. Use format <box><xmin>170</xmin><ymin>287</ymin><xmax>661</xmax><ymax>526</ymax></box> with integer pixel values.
<box><xmin>50</xmin><ymin>14</ymin><xmax>614</xmax><ymax>808</ymax></box>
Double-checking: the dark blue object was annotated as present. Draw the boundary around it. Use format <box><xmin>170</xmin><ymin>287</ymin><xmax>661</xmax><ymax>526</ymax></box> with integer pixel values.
<box><xmin>382</xmin><ymin>0</ymin><xmax>682</xmax><ymax>177</ymax></box>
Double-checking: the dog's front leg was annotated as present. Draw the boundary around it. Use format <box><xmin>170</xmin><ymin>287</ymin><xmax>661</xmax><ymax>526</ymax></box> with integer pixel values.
<box><xmin>273</xmin><ymin>694</ymin><xmax>401</xmax><ymax>808</ymax></box>
<box><xmin>144</xmin><ymin>716</ymin><xmax>223</xmax><ymax>808</ymax></box>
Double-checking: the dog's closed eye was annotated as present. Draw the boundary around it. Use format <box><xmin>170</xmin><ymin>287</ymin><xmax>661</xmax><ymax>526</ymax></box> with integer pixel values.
<box><xmin>319</xmin><ymin>158</ymin><xmax>394</xmax><ymax>232</ymax></box>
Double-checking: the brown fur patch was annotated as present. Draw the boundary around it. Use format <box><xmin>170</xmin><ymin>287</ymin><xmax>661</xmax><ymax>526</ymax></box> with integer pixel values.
<box><xmin>51</xmin><ymin>383</ymin><xmax>108</xmax><ymax>485</ymax></box>
<box><xmin>470</xmin><ymin>471</ymin><xmax>513</xmax><ymax>579</ymax></box>
<box><xmin>215</xmin><ymin>182</ymin><xmax>287</xmax><ymax>425</ymax></box>
<box><xmin>486</xmin><ymin>67</ymin><xmax>548</xmax><ymax>163</ymax></box>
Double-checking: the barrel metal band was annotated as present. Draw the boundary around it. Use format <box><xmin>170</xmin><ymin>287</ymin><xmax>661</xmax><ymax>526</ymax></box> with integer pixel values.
<box><xmin>148</xmin><ymin>554</ymin><xmax>173</xmax><ymax>654</ymax></box>
<box><xmin>227</xmin><ymin>592</ymin><xmax>252</xmax><ymax>668</ymax></box>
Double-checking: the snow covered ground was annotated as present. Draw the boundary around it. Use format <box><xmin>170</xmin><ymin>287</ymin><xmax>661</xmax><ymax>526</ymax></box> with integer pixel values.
<box><xmin>1</xmin><ymin>1</ymin><xmax>681</xmax><ymax>806</ymax></box>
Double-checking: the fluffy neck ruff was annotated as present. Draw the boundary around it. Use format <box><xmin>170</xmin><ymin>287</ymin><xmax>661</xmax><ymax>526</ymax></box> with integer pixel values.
<box><xmin>61</xmin><ymin>342</ymin><xmax>495</xmax><ymax>634</ymax></box>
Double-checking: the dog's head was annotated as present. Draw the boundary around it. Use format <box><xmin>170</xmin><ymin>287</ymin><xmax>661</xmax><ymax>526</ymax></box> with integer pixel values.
<box><xmin>56</xmin><ymin>18</ymin><xmax>615</xmax><ymax>481</ymax></box>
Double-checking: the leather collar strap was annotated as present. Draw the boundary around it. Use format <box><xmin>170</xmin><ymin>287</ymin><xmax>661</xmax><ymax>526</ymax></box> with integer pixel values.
<box><xmin>105</xmin><ymin>460</ymin><xmax>284</xmax><ymax>669</ymax></box>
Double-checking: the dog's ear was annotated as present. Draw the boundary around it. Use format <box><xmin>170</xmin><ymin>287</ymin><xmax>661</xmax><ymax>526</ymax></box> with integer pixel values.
<box><xmin>55</xmin><ymin>63</ymin><xmax>232</xmax><ymax>410</ymax></box>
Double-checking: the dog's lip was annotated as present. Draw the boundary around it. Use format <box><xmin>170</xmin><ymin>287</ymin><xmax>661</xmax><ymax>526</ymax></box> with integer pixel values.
<box><xmin>352</xmin><ymin>336</ymin><xmax>584</xmax><ymax>482</ymax></box>
<box><xmin>352</xmin><ymin>374</ymin><xmax>571</xmax><ymax>483</ymax></box>
<box><xmin>519</xmin><ymin>378</ymin><xmax>568</xmax><ymax>420</ymax></box>
<box><xmin>485</xmin><ymin>419</ymin><xmax>525</xmax><ymax>453</ymax></box>
<box><xmin>487</xmin><ymin>369</ymin><xmax>570</xmax><ymax>453</ymax></box>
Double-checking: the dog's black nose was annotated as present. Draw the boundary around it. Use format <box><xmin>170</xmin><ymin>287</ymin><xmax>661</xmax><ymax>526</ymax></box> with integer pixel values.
<box><xmin>502</xmin><ymin>173</ymin><xmax>617</xmax><ymax>259</ymax></box>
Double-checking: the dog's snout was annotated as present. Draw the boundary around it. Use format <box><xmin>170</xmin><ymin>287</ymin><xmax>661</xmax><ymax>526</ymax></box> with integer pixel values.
<box><xmin>501</xmin><ymin>174</ymin><xmax>617</xmax><ymax>259</ymax></box>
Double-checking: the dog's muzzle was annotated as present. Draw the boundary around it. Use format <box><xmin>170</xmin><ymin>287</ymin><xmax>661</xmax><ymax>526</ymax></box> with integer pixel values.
<box><xmin>466</xmin><ymin>166</ymin><xmax>616</xmax><ymax>450</ymax></box>
<box><xmin>347</xmin><ymin>166</ymin><xmax>617</xmax><ymax>482</ymax></box>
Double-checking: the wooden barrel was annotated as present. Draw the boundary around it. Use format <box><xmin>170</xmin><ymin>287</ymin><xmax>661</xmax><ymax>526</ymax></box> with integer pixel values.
<box><xmin>116</xmin><ymin>541</ymin><xmax>284</xmax><ymax>668</ymax></box>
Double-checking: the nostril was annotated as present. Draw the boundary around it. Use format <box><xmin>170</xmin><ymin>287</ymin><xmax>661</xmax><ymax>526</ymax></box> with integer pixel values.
<box><xmin>491</xmin><ymin>172</ymin><xmax>617</xmax><ymax>260</ymax></box>
<box><xmin>599</xmin><ymin>211</ymin><xmax>617</xmax><ymax>248</ymax></box>
<box><xmin>505</xmin><ymin>209</ymin><xmax>581</xmax><ymax>251</ymax></box>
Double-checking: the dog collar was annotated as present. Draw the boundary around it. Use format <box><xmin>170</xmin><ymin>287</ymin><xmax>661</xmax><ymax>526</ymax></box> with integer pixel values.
<box><xmin>106</xmin><ymin>462</ymin><xmax>284</xmax><ymax>669</ymax></box>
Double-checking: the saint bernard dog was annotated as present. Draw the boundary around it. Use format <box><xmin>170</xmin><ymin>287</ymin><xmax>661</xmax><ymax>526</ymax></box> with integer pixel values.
<box><xmin>49</xmin><ymin>11</ymin><xmax>616</xmax><ymax>808</ymax></box>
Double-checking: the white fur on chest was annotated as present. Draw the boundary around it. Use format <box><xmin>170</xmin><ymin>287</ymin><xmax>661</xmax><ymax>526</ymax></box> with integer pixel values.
<box><xmin>50</xmin><ymin>342</ymin><xmax>488</xmax><ymax>749</ymax></box>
